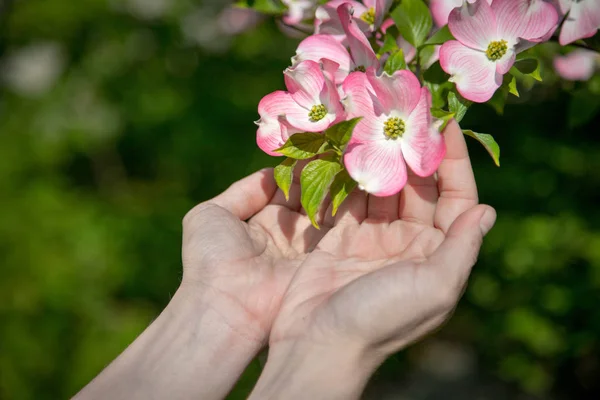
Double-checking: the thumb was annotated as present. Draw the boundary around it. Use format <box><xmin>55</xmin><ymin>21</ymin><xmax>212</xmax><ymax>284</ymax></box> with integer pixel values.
<box><xmin>429</xmin><ymin>204</ymin><xmax>496</xmax><ymax>282</ymax></box>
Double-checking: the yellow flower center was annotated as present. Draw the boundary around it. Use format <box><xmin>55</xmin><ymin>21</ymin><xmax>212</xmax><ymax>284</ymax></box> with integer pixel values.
<box><xmin>360</xmin><ymin>7</ymin><xmax>375</xmax><ymax>25</ymax></box>
<box><xmin>309</xmin><ymin>104</ymin><xmax>328</xmax><ymax>122</ymax></box>
<box><xmin>384</xmin><ymin>117</ymin><xmax>405</xmax><ymax>139</ymax></box>
<box><xmin>353</xmin><ymin>65</ymin><xmax>366</xmax><ymax>72</ymax></box>
<box><xmin>486</xmin><ymin>40</ymin><xmax>508</xmax><ymax>61</ymax></box>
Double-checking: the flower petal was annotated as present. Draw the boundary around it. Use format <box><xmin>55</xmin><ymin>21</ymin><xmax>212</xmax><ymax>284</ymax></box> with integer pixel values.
<box><xmin>258</xmin><ymin>90</ymin><xmax>295</xmax><ymax>119</ymax></box>
<box><xmin>559</xmin><ymin>0</ymin><xmax>600</xmax><ymax>45</ymax></box>
<box><xmin>554</xmin><ymin>50</ymin><xmax>598</xmax><ymax>81</ymax></box>
<box><xmin>366</xmin><ymin>68</ymin><xmax>422</xmax><ymax>116</ymax></box>
<box><xmin>257</xmin><ymin>118</ymin><xmax>300</xmax><ymax>156</ymax></box>
<box><xmin>375</xmin><ymin>0</ymin><xmax>393</xmax><ymax>27</ymax></box>
<box><xmin>430</xmin><ymin>0</ymin><xmax>464</xmax><ymax>27</ymax></box>
<box><xmin>294</xmin><ymin>34</ymin><xmax>352</xmax><ymax>83</ymax></box>
<box><xmin>492</xmin><ymin>0</ymin><xmax>559</xmax><ymax>44</ymax></box>
<box><xmin>402</xmin><ymin>88</ymin><xmax>446</xmax><ymax>177</ymax></box>
<box><xmin>440</xmin><ymin>40</ymin><xmax>500</xmax><ymax>103</ymax></box>
<box><xmin>315</xmin><ymin>0</ymin><xmax>368</xmax><ymax>42</ymax></box>
<box><xmin>344</xmin><ymin>140</ymin><xmax>407</xmax><ymax>197</ymax></box>
<box><xmin>285</xmin><ymin>60</ymin><xmax>326</xmax><ymax>109</ymax></box>
<box><xmin>448</xmin><ymin>0</ymin><xmax>497</xmax><ymax>51</ymax></box>
<box><xmin>338</xmin><ymin>3</ymin><xmax>380</xmax><ymax>70</ymax></box>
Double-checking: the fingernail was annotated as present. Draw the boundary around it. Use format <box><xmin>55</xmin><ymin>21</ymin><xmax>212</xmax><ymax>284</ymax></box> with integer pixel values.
<box><xmin>479</xmin><ymin>208</ymin><xmax>497</xmax><ymax>236</ymax></box>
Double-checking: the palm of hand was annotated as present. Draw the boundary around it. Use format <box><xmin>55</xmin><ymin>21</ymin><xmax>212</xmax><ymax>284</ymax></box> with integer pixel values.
<box><xmin>182</xmin><ymin>175</ymin><xmax>329</xmax><ymax>343</ymax></box>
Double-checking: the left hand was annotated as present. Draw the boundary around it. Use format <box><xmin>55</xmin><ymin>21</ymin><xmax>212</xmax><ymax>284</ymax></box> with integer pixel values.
<box><xmin>181</xmin><ymin>164</ymin><xmax>332</xmax><ymax>347</ymax></box>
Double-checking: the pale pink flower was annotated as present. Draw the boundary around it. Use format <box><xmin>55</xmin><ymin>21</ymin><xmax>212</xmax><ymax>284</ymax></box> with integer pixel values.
<box><xmin>294</xmin><ymin>3</ymin><xmax>379</xmax><ymax>84</ymax></box>
<box><xmin>430</xmin><ymin>0</ymin><xmax>492</xmax><ymax>27</ymax></box>
<box><xmin>315</xmin><ymin>0</ymin><xmax>370</xmax><ymax>43</ymax></box>
<box><xmin>342</xmin><ymin>69</ymin><xmax>446</xmax><ymax>196</ymax></box>
<box><xmin>282</xmin><ymin>0</ymin><xmax>317</xmax><ymax>26</ymax></box>
<box><xmin>440</xmin><ymin>0</ymin><xmax>558</xmax><ymax>103</ymax></box>
<box><xmin>554</xmin><ymin>49</ymin><xmax>599</xmax><ymax>81</ymax></box>
<box><xmin>256</xmin><ymin>60</ymin><xmax>344</xmax><ymax>155</ymax></box>
<box><xmin>557</xmin><ymin>0</ymin><xmax>600</xmax><ymax>45</ymax></box>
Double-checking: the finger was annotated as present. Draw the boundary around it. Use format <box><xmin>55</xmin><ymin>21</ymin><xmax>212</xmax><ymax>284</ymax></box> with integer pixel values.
<box><xmin>269</xmin><ymin>159</ymin><xmax>309</xmax><ymax>212</ymax></box>
<box><xmin>429</xmin><ymin>205</ymin><xmax>496</xmax><ymax>287</ymax></box>
<box><xmin>367</xmin><ymin>192</ymin><xmax>400</xmax><ymax>222</ymax></box>
<box><xmin>203</xmin><ymin>168</ymin><xmax>277</xmax><ymax>220</ymax></box>
<box><xmin>398</xmin><ymin>171</ymin><xmax>438</xmax><ymax>226</ymax></box>
<box><xmin>434</xmin><ymin>120</ymin><xmax>479</xmax><ymax>233</ymax></box>
<box><xmin>334</xmin><ymin>188</ymin><xmax>368</xmax><ymax>226</ymax></box>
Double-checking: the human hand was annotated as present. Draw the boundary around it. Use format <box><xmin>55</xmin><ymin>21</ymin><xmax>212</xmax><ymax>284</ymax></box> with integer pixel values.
<box><xmin>181</xmin><ymin>163</ymin><xmax>332</xmax><ymax>347</ymax></box>
<box><xmin>250</xmin><ymin>121</ymin><xmax>496</xmax><ymax>399</ymax></box>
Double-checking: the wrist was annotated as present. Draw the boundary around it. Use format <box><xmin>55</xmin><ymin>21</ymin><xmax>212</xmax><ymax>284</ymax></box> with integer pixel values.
<box><xmin>249</xmin><ymin>339</ymin><xmax>384</xmax><ymax>400</ymax></box>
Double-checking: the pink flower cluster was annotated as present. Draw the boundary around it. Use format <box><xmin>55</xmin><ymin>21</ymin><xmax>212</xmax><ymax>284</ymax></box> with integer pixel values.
<box><xmin>257</xmin><ymin>2</ymin><xmax>445</xmax><ymax>197</ymax></box>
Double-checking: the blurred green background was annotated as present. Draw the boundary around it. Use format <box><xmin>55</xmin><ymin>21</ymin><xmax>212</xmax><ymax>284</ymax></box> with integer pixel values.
<box><xmin>1</xmin><ymin>0</ymin><xmax>599</xmax><ymax>399</ymax></box>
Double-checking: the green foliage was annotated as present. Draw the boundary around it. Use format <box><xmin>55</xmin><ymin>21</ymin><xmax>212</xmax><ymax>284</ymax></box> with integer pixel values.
<box><xmin>276</xmin><ymin>132</ymin><xmax>328</xmax><ymax>159</ymax></box>
<box><xmin>384</xmin><ymin>48</ymin><xmax>407</xmax><ymax>74</ymax></box>
<box><xmin>325</xmin><ymin>117</ymin><xmax>361</xmax><ymax>148</ymax></box>
<box><xmin>274</xmin><ymin>158</ymin><xmax>296</xmax><ymax>200</ymax></box>
<box><xmin>513</xmin><ymin>58</ymin><xmax>542</xmax><ymax>81</ymax></box>
<box><xmin>463</xmin><ymin>129</ymin><xmax>501</xmax><ymax>167</ymax></box>
<box><xmin>508</xmin><ymin>75</ymin><xmax>520</xmax><ymax>97</ymax></box>
<box><xmin>329</xmin><ymin>169</ymin><xmax>357</xmax><ymax>216</ymax></box>
<box><xmin>421</xmin><ymin>25</ymin><xmax>454</xmax><ymax>48</ymax></box>
<box><xmin>448</xmin><ymin>91</ymin><xmax>471</xmax><ymax>123</ymax></box>
<box><xmin>391</xmin><ymin>0</ymin><xmax>432</xmax><ymax>48</ymax></box>
<box><xmin>300</xmin><ymin>157</ymin><xmax>342</xmax><ymax>228</ymax></box>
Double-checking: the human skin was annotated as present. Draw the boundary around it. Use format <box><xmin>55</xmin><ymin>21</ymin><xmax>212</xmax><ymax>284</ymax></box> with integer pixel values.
<box><xmin>249</xmin><ymin>120</ymin><xmax>496</xmax><ymax>399</ymax></box>
<box><xmin>74</xmin><ymin>121</ymin><xmax>495</xmax><ymax>400</ymax></box>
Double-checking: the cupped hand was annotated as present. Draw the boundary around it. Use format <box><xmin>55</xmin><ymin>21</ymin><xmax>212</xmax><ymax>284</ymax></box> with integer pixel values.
<box><xmin>267</xmin><ymin>120</ymin><xmax>497</xmax><ymax>358</ymax></box>
<box><xmin>181</xmin><ymin>161</ymin><xmax>332</xmax><ymax>346</ymax></box>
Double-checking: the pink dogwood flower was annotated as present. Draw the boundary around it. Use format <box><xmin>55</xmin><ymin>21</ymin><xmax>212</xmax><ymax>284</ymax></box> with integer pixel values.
<box><xmin>256</xmin><ymin>60</ymin><xmax>344</xmax><ymax>155</ymax></box>
<box><xmin>554</xmin><ymin>49</ymin><xmax>599</xmax><ymax>81</ymax></box>
<box><xmin>316</xmin><ymin>0</ymin><xmax>393</xmax><ymax>36</ymax></box>
<box><xmin>557</xmin><ymin>0</ymin><xmax>600</xmax><ymax>45</ymax></box>
<box><xmin>294</xmin><ymin>3</ymin><xmax>379</xmax><ymax>84</ymax></box>
<box><xmin>430</xmin><ymin>0</ymin><xmax>492</xmax><ymax>27</ymax></box>
<box><xmin>342</xmin><ymin>69</ymin><xmax>446</xmax><ymax>196</ymax></box>
<box><xmin>440</xmin><ymin>0</ymin><xmax>558</xmax><ymax>102</ymax></box>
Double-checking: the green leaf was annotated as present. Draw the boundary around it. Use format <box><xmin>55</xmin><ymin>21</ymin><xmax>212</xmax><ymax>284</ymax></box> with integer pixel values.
<box><xmin>508</xmin><ymin>75</ymin><xmax>520</xmax><ymax>97</ymax></box>
<box><xmin>463</xmin><ymin>130</ymin><xmax>501</xmax><ymax>167</ymax></box>
<box><xmin>513</xmin><ymin>58</ymin><xmax>542</xmax><ymax>81</ymax></box>
<box><xmin>300</xmin><ymin>158</ymin><xmax>343</xmax><ymax>228</ymax></box>
<box><xmin>447</xmin><ymin>91</ymin><xmax>471</xmax><ymax>123</ymax></box>
<box><xmin>379</xmin><ymin>33</ymin><xmax>399</xmax><ymax>56</ymax></box>
<box><xmin>329</xmin><ymin>169</ymin><xmax>357</xmax><ymax>216</ymax></box>
<box><xmin>424</xmin><ymin>81</ymin><xmax>450</xmax><ymax>109</ymax></box>
<box><xmin>276</xmin><ymin>132</ymin><xmax>327</xmax><ymax>159</ymax></box>
<box><xmin>487</xmin><ymin>87</ymin><xmax>507</xmax><ymax>115</ymax></box>
<box><xmin>274</xmin><ymin>158</ymin><xmax>296</xmax><ymax>201</ymax></box>
<box><xmin>421</xmin><ymin>25</ymin><xmax>454</xmax><ymax>48</ymax></box>
<box><xmin>391</xmin><ymin>0</ymin><xmax>433</xmax><ymax>48</ymax></box>
<box><xmin>431</xmin><ymin>108</ymin><xmax>455</xmax><ymax>131</ymax></box>
<box><xmin>568</xmin><ymin>89</ymin><xmax>600</xmax><ymax>128</ymax></box>
<box><xmin>384</xmin><ymin>48</ymin><xmax>407</xmax><ymax>74</ymax></box>
<box><xmin>325</xmin><ymin>117</ymin><xmax>362</xmax><ymax>148</ymax></box>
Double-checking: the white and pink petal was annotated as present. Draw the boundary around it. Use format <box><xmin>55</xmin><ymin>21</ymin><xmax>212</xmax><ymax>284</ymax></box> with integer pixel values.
<box><xmin>559</xmin><ymin>0</ymin><xmax>600</xmax><ymax>45</ymax></box>
<box><xmin>440</xmin><ymin>40</ymin><xmax>500</xmax><ymax>103</ymax></box>
<box><xmin>344</xmin><ymin>139</ymin><xmax>408</xmax><ymax>196</ymax></box>
<box><xmin>492</xmin><ymin>0</ymin><xmax>559</xmax><ymax>44</ymax></box>
<box><xmin>402</xmin><ymin>88</ymin><xmax>446</xmax><ymax>177</ymax></box>
<box><xmin>554</xmin><ymin>50</ymin><xmax>599</xmax><ymax>81</ymax></box>
<box><xmin>448</xmin><ymin>0</ymin><xmax>498</xmax><ymax>51</ymax></box>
